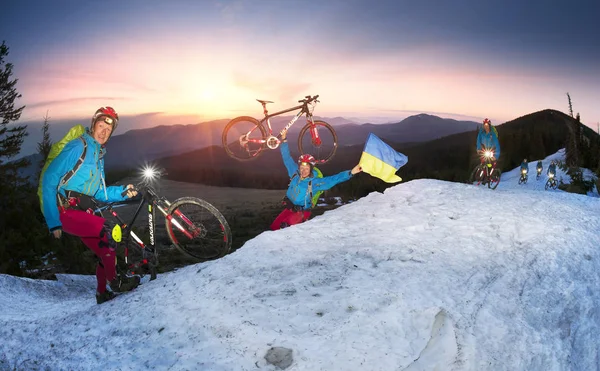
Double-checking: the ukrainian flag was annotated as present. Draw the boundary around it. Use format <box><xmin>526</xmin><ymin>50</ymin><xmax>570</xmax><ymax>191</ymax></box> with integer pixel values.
<box><xmin>359</xmin><ymin>133</ymin><xmax>408</xmax><ymax>183</ymax></box>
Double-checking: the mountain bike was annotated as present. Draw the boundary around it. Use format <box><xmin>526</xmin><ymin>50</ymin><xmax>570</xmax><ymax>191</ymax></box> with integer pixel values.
<box><xmin>545</xmin><ymin>173</ymin><xmax>558</xmax><ymax>190</ymax></box>
<box><xmin>469</xmin><ymin>149</ymin><xmax>501</xmax><ymax>190</ymax></box>
<box><xmin>94</xmin><ymin>167</ymin><xmax>232</xmax><ymax>280</ymax></box>
<box><xmin>518</xmin><ymin>169</ymin><xmax>528</xmax><ymax>185</ymax></box>
<box><xmin>222</xmin><ymin>94</ymin><xmax>338</xmax><ymax>164</ymax></box>
<box><xmin>536</xmin><ymin>168</ymin><xmax>543</xmax><ymax>180</ymax></box>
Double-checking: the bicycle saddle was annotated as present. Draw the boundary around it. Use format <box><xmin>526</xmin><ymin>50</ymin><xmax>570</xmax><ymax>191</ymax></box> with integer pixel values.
<box><xmin>256</xmin><ymin>99</ymin><xmax>273</xmax><ymax>105</ymax></box>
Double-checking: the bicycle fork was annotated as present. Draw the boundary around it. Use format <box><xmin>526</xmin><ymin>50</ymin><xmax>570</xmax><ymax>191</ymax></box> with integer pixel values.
<box><xmin>307</xmin><ymin>118</ymin><xmax>322</xmax><ymax>146</ymax></box>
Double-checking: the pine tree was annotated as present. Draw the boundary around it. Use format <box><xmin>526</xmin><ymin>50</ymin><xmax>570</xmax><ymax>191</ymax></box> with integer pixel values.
<box><xmin>0</xmin><ymin>41</ymin><xmax>28</xmax><ymax>192</ymax></box>
<box><xmin>36</xmin><ymin>110</ymin><xmax>52</xmax><ymax>180</ymax></box>
<box><xmin>566</xmin><ymin>93</ymin><xmax>574</xmax><ymax>118</ymax></box>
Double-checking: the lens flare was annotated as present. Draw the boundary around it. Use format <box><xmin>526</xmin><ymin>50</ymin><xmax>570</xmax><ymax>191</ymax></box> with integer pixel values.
<box><xmin>142</xmin><ymin>165</ymin><xmax>158</xmax><ymax>181</ymax></box>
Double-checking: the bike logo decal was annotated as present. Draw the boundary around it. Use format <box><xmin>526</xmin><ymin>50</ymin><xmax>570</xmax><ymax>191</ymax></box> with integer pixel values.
<box><xmin>284</xmin><ymin>115</ymin><xmax>300</xmax><ymax>131</ymax></box>
<box><xmin>148</xmin><ymin>206</ymin><xmax>155</xmax><ymax>246</ymax></box>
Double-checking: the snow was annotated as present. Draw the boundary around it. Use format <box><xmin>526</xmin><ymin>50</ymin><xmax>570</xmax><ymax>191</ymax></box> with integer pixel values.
<box><xmin>316</xmin><ymin>196</ymin><xmax>344</xmax><ymax>207</ymax></box>
<box><xmin>2</xmin><ymin>153</ymin><xmax>600</xmax><ymax>370</ymax></box>
<box><xmin>496</xmin><ymin>148</ymin><xmax>599</xmax><ymax>196</ymax></box>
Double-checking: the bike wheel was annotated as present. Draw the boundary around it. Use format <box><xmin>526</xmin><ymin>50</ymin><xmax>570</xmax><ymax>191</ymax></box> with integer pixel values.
<box><xmin>166</xmin><ymin>197</ymin><xmax>232</xmax><ymax>260</ymax></box>
<box><xmin>489</xmin><ymin>168</ymin><xmax>501</xmax><ymax>190</ymax></box>
<box><xmin>545</xmin><ymin>180</ymin><xmax>550</xmax><ymax>190</ymax></box>
<box><xmin>298</xmin><ymin>120</ymin><xmax>338</xmax><ymax>164</ymax></box>
<box><xmin>469</xmin><ymin>165</ymin><xmax>484</xmax><ymax>185</ymax></box>
<box><xmin>222</xmin><ymin>116</ymin><xmax>267</xmax><ymax>161</ymax></box>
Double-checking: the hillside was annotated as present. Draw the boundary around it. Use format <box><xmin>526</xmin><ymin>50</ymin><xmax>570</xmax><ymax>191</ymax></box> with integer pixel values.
<box><xmin>2</xmin><ymin>179</ymin><xmax>600</xmax><ymax>370</ymax></box>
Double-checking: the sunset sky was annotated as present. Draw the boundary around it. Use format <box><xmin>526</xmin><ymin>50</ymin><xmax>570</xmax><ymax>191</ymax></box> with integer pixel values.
<box><xmin>2</xmin><ymin>0</ymin><xmax>599</xmax><ymax>136</ymax></box>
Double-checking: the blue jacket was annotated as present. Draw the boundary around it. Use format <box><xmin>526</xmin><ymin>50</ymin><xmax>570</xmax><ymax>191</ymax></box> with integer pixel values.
<box><xmin>41</xmin><ymin>130</ymin><xmax>129</xmax><ymax>231</ymax></box>
<box><xmin>280</xmin><ymin>142</ymin><xmax>352</xmax><ymax>209</ymax></box>
<box><xmin>547</xmin><ymin>164</ymin><xmax>557</xmax><ymax>175</ymax></box>
<box><xmin>536</xmin><ymin>161</ymin><xmax>543</xmax><ymax>170</ymax></box>
<box><xmin>520</xmin><ymin>162</ymin><xmax>529</xmax><ymax>171</ymax></box>
<box><xmin>476</xmin><ymin>127</ymin><xmax>501</xmax><ymax>158</ymax></box>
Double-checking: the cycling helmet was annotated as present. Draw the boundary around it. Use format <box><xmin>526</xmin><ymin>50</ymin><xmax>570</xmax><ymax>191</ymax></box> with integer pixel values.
<box><xmin>91</xmin><ymin>106</ymin><xmax>119</xmax><ymax>133</ymax></box>
<box><xmin>483</xmin><ymin>118</ymin><xmax>491</xmax><ymax>125</ymax></box>
<box><xmin>298</xmin><ymin>154</ymin><xmax>316</xmax><ymax>166</ymax></box>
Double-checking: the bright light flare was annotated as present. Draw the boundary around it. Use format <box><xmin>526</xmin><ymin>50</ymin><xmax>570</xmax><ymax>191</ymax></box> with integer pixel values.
<box><xmin>483</xmin><ymin>150</ymin><xmax>493</xmax><ymax>159</ymax></box>
<box><xmin>549</xmin><ymin>173</ymin><xmax>554</xmax><ymax>178</ymax></box>
<box><xmin>141</xmin><ymin>165</ymin><xmax>159</xmax><ymax>181</ymax></box>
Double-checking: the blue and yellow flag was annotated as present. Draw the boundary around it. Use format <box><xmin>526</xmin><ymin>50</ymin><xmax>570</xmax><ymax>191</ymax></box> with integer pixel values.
<box><xmin>359</xmin><ymin>133</ymin><xmax>408</xmax><ymax>183</ymax></box>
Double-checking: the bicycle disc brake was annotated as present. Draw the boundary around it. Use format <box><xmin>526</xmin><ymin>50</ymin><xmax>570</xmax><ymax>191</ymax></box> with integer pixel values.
<box><xmin>266</xmin><ymin>135</ymin><xmax>280</xmax><ymax>149</ymax></box>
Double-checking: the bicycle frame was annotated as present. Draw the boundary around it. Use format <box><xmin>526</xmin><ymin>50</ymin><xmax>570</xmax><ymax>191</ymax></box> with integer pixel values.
<box><xmin>473</xmin><ymin>160</ymin><xmax>496</xmax><ymax>187</ymax></box>
<box><xmin>246</xmin><ymin>98</ymin><xmax>320</xmax><ymax>148</ymax></box>
<box><xmin>96</xmin><ymin>185</ymin><xmax>197</xmax><ymax>267</ymax></box>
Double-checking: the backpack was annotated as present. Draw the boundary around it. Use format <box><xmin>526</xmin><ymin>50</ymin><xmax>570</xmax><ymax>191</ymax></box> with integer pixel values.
<box><xmin>481</xmin><ymin>124</ymin><xmax>499</xmax><ymax>138</ymax></box>
<box><xmin>291</xmin><ymin>166</ymin><xmax>324</xmax><ymax>208</ymax></box>
<box><xmin>37</xmin><ymin>125</ymin><xmax>87</xmax><ymax>211</ymax></box>
<box><xmin>491</xmin><ymin>125</ymin><xmax>498</xmax><ymax>138</ymax></box>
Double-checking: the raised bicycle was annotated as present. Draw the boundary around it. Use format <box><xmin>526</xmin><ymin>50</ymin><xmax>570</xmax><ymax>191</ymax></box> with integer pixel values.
<box><xmin>222</xmin><ymin>94</ymin><xmax>338</xmax><ymax>164</ymax></box>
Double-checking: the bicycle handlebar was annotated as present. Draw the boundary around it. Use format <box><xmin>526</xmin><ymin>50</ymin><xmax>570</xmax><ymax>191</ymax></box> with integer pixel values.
<box><xmin>298</xmin><ymin>94</ymin><xmax>319</xmax><ymax>104</ymax></box>
<box><xmin>121</xmin><ymin>186</ymin><xmax>136</xmax><ymax>198</ymax></box>
<box><xmin>120</xmin><ymin>166</ymin><xmax>168</xmax><ymax>197</ymax></box>
<box><xmin>120</xmin><ymin>184</ymin><xmax>147</xmax><ymax>198</ymax></box>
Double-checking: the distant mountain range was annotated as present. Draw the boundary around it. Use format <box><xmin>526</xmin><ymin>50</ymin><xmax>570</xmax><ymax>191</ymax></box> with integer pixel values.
<box><xmin>151</xmin><ymin>109</ymin><xmax>599</xmax><ymax>190</ymax></box>
<box><xmin>19</xmin><ymin>113</ymin><xmax>479</xmax><ymax>178</ymax></box>
<box><xmin>102</xmin><ymin>113</ymin><xmax>477</xmax><ymax>169</ymax></box>
<box><xmin>20</xmin><ymin>109</ymin><xmax>600</xmax><ymax>194</ymax></box>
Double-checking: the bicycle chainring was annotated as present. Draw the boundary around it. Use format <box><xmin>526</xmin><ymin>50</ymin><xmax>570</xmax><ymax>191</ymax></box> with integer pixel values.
<box><xmin>266</xmin><ymin>135</ymin><xmax>280</xmax><ymax>149</ymax></box>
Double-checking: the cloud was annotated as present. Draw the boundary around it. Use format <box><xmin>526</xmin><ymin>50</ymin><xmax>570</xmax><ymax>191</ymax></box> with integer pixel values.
<box><xmin>232</xmin><ymin>71</ymin><xmax>312</xmax><ymax>102</ymax></box>
<box><xmin>215</xmin><ymin>0</ymin><xmax>246</xmax><ymax>22</ymax></box>
<box><xmin>26</xmin><ymin>97</ymin><xmax>127</xmax><ymax>109</ymax></box>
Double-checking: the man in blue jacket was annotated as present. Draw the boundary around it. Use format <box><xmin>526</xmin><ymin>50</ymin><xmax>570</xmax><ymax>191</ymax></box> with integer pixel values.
<box><xmin>547</xmin><ymin>160</ymin><xmax>557</xmax><ymax>176</ymax></box>
<box><xmin>40</xmin><ymin>107</ymin><xmax>140</xmax><ymax>304</ymax></box>
<box><xmin>270</xmin><ymin>130</ymin><xmax>362</xmax><ymax>230</ymax></box>
<box><xmin>520</xmin><ymin>159</ymin><xmax>529</xmax><ymax>172</ymax></box>
<box><xmin>476</xmin><ymin>118</ymin><xmax>501</xmax><ymax>163</ymax></box>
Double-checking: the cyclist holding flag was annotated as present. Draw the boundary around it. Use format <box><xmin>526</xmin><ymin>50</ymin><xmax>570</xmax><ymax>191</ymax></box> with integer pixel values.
<box><xmin>270</xmin><ymin>130</ymin><xmax>362</xmax><ymax>230</ymax></box>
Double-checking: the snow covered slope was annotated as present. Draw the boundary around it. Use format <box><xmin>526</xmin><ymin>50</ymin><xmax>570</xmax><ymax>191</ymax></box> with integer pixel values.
<box><xmin>2</xmin><ymin>179</ymin><xmax>600</xmax><ymax>370</ymax></box>
<box><xmin>497</xmin><ymin>148</ymin><xmax>598</xmax><ymax>196</ymax></box>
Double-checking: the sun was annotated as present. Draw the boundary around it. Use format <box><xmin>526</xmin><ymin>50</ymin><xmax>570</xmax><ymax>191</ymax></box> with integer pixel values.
<box><xmin>200</xmin><ymin>88</ymin><xmax>215</xmax><ymax>101</ymax></box>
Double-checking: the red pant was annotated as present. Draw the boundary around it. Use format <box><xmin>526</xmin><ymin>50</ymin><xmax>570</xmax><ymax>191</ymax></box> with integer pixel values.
<box><xmin>270</xmin><ymin>209</ymin><xmax>311</xmax><ymax>230</ymax></box>
<box><xmin>59</xmin><ymin>209</ymin><xmax>116</xmax><ymax>293</ymax></box>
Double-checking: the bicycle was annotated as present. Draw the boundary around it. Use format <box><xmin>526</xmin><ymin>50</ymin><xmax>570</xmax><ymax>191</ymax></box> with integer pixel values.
<box><xmin>545</xmin><ymin>173</ymin><xmax>558</xmax><ymax>190</ymax></box>
<box><xmin>536</xmin><ymin>168</ymin><xmax>542</xmax><ymax>180</ymax></box>
<box><xmin>518</xmin><ymin>169</ymin><xmax>528</xmax><ymax>185</ymax></box>
<box><xmin>222</xmin><ymin>94</ymin><xmax>338</xmax><ymax>164</ymax></box>
<box><xmin>469</xmin><ymin>149</ymin><xmax>502</xmax><ymax>190</ymax></box>
<box><xmin>94</xmin><ymin>166</ymin><xmax>232</xmax><ymax>280</ymax></box>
